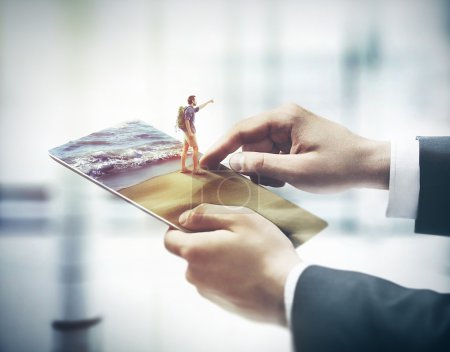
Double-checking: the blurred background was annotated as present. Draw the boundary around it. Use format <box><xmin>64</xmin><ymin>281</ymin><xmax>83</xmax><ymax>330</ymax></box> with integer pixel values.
<box><xmin>1</xmin><ymin>0</ymin><xmax>450</xmax><ymax>351</ymax></box>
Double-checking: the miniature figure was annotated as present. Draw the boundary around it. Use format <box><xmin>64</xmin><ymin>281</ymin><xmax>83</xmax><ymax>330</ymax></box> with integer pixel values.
<box><xmin>178</xmin><ymin>95</ymin><xmax>214</xmax><ymax>174</ymax></box>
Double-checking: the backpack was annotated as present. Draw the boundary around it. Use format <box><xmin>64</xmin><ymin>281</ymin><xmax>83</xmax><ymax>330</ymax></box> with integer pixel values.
<box><xmin>176</xmin><ymin>106</ymin><xmax>187</xmax><ymax>131</ymax></box>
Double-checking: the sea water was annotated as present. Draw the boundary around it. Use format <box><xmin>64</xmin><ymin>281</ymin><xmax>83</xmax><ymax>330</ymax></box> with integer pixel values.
<box><xmin>50</xmin><ymin>121</ymin><xmax>186</xmax><ymax>190</ymax></box>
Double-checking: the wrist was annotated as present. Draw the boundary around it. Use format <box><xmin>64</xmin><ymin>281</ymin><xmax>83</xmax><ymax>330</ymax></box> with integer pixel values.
<box><xmin>357</xmin><ymin>138</ymin><xmax>391</xmax><ymax>189</ymax></box>
<box><xmin>267</xmin><ymin>255</ymin><xmax>301</xmax><ymax>326</ymax></box>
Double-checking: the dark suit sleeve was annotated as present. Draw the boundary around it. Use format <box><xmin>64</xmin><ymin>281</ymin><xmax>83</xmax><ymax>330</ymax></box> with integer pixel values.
<box><xmin>415</xmin><ymin>136</ymin><xmax>450</xmax><ymax>236</ymax></box>
<box><xmin>291</xmin><ymin>266</ymin><xmax>450</xmax><ymax>352</ymax></box>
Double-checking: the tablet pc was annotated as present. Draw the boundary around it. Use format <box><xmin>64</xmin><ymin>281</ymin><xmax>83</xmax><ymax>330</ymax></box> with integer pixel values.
<box><xmin>49</xmin><ymin>121</ymin><xmax>327</xmax><ymax>246</ymax></box>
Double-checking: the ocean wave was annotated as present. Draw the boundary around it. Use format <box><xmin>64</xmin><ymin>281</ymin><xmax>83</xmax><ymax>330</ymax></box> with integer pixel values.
<box><xmin>63</xmin><ymin>140</ymin><xmax>110</xmax><ymax>152</ymax></box>
<box><xmin>136</xmin><ymin>133</ymin><xmax>152</xmax><ymax>139</ymax></box>
<box><xmin>50</xmin><ymin>121</ymin><xmax>184</xmax><ymax>178</ymax></box>
<box><xmin>64</xmin><ymin>145</ymin><xmax>182</xmax><ymax>178</ymax></box>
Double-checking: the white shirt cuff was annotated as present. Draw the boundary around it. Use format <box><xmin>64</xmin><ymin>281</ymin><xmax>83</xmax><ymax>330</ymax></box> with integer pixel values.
<box><xmin>284</xmin><ymin>261</ymin><xmax>309</xmax><ymax>327</ymax></box>
<box><xmin>386</xmin><ymin>138</ymin><xmax>420</xmax><ymax>219</ymax></box>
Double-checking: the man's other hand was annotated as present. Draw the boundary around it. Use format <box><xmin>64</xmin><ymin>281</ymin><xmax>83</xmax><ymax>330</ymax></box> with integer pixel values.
<box><xmin>164</xmin><ymin>203</ymin><xmax>300</xmax><ymax>326</ymax></box>
<box><xmin>200</xmin><ymin>103</ymin><xmax>390</xmax><ymax>193</ymax></box>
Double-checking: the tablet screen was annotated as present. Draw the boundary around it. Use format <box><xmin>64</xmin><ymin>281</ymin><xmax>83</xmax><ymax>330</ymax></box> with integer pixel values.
<box><xmin>49</xmin><ymin>121</ymin><xmax>326</xmax><ymax>246</ymax></box>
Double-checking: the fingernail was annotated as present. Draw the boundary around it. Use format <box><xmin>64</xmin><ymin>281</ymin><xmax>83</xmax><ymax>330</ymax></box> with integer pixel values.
<box><xmin>229</xmin><ymin>153</ymin><xmax>244</xmax><ymax>172</ymax></box>
<box><xmin>179</xmin><ymin>210</ymin><xmax>189</xmax><ymax>224</ymax></box>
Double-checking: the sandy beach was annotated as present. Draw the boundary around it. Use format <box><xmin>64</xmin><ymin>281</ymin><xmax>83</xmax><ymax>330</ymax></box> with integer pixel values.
<box><xmin>119</xmin><ymin>167</ymin><xmax>327</xmax><ymax>246</ymax></box>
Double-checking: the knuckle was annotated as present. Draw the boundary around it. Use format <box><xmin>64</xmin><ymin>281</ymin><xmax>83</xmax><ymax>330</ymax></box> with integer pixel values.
<box><xmin>233</xmin><ymin>119</ymin><xmax>247</xmax><ymax>131</ymax></box>
<box><xmin>163</xmin><ymin>232</ymin><xmax>177</xmax><ymax>253</ymax></box>
<box><xmin>252</xmin><ymin>153</ymin><xmax>265</xmax><ymax>172</ymax></box>
<box><xmin>163</xmin><ymin>234</ymin><xmax>171</xmax><ymax>250</ymax></box>
<box><xmin>233</xmin><ymin>118</ymin><xmax>253</xmax><ymax>136</ymax></box>
<box><xmin>280</xmin><ymin>102</ymin><xmax>302</xmax><ymax>120</ymax></box>
<box><xmin>281</xmin><ymin>102</ymin><xmax>300</xmax><ymax>113</ymax></box>
<box><xmin>185</xmin><ymin>211</ymin><xmax>201</xmax><ymax>226</ymax></box>
<box><xmin>189</xmin><ymin>203</ymin><xmax>208</xmax><ymax>222</ymax></box>
<box><xmin>237</xmin><ymin>213</ymin><xmax>256</xmax><ymax>227</ymax></box>
<box><xmin>185</xmin><ymin>268</ymin><xmax>197</xmax><ymax>285</ymax></box>
<box><xmin>281</xmin><ymin>102</ymin><xmax>299</xmax><ymax>110</ymax></box>
<box><xmin>178</xmin><ymin>245</ymin><xmax>190</xmax><ymax>260</ymax></box>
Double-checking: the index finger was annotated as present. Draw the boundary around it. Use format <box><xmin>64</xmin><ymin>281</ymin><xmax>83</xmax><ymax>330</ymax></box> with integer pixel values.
<box><xmin>200</xmin><ymin>114</ymin><xmax>272</xmax><ymax>169</ymax></box>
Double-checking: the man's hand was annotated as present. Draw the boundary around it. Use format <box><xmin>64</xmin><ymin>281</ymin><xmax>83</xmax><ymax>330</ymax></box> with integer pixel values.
<box><xmin>200</xmin><ymin>103</ymin><xmax>390</xmax><ymax>193</ymax></box>
<box><xmin>164</xmin><ymin>203</ymin><xmax>300</xmax><ymax>326</ymax></box>
<box><xmin>198</xmin><ymin>99</ymin><xmax>214</xmax><ymax>110</ymax></box>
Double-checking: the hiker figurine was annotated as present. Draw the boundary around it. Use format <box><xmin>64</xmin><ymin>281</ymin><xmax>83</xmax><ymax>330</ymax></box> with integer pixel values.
<box><xmin>177</xmin><ymin>95</ymin><xmax>214</xmax><ymax>174</ymax></box>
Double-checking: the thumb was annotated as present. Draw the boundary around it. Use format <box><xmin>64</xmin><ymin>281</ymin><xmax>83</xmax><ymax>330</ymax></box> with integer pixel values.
<box><xmin>180</xmin><ymin>203</ymin><xmax>252</xmax><ymax>232</ymax></box>
<box><xmin>229</xmin><ymin>152</ymin><xmax>297</xmax><ymax>182</ymax></box>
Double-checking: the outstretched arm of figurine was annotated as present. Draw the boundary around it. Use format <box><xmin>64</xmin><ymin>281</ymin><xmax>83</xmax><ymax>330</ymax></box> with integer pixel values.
<box><xmin>200</xmin><ymin>103</ymin><xmax>390</xmax><ymax>193</ymax></box>
<box><xmin>197</xmin><ymin>99</ymin><xmax>214</xmax><ymax>110</ymax></box>
<box><xmin>164</xmin><ymin>203</ymin><xmax>300</xmax><ymax>326</ymax></box>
